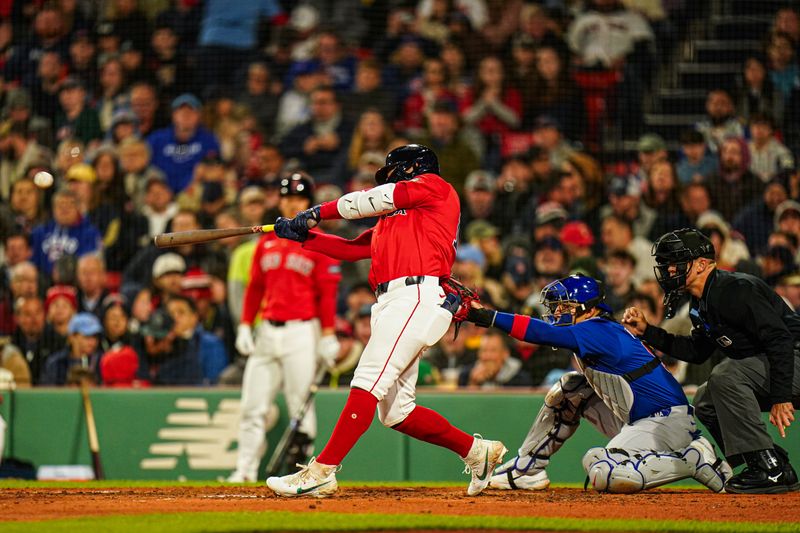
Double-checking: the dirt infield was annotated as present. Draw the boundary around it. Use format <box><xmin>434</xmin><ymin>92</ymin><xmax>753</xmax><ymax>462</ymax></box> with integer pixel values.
<box><xmin>1</xmin><ymin>485</ymin><xmax>799</xmax><ymax>523</ymax></box>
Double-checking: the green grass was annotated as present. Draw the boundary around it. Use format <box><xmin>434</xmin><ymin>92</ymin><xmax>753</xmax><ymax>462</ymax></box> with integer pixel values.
<box><xmin>0</xmin><ymin>511</ymin><xmax>793</xmax><ymax>533</ymax></box>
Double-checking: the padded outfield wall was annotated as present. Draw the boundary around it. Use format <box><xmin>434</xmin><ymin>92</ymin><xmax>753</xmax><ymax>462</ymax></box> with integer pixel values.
<box><xmin>1</xmin><ymin>388</ymin><xmax>797</xmax><ymax>482</ymax></box>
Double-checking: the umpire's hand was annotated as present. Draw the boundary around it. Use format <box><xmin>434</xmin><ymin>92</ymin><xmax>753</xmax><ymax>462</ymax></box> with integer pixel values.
<box><xmin>770</xmin><ymin>402</ymin><xmax>796</xmax><ymax>438</ymax></box>
<box><xmin>622</xmin><ymin>307</ymin><xmax>649</xmax><ymax>336</ymax></box>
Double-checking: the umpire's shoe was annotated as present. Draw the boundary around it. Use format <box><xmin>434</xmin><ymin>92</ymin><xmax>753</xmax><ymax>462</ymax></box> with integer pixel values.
<box><xmin>725</xmin><ymin>448</ymin><xmax>800</xmax><ymax>494</ymax></box>
<box><xmin>266</xmin><ymin>457</ymin><xmax>339</xmax><ymax>497</ymax></box>
<box><xmin>463</xmin><ymin>435</ymin><xmax>508</xmax><ymax>496</ymax></box>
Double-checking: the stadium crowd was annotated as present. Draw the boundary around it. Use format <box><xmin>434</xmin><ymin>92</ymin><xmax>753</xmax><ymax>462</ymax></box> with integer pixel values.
<box><xmin>0</xmin><ymin>0</ymin><xmax>799</xmax><ymax>390</ymax></box>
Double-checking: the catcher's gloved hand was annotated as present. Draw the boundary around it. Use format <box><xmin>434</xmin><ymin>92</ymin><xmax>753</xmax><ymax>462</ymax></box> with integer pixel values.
<box><xmin>274</xmin><ymin>205</ymin><xmax>322</xmax><ymax>242</ymax></box>
<box><xmin>317</xmin><ymin>334</ymin><xmax>340</xmax><ymax>368</ymax></box>
<box><xmin>235</xmin><ymin>324</ymin><xmax>256</xmax><ymax>356</ymax></box>
<box><xmin>440</xmin><ymin>276</ymin><xmax>480</xmax><ymax>322</ymax></box>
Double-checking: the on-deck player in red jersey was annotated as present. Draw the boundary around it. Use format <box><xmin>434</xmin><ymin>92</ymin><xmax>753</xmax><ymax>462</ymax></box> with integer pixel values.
<box><xmin>228</xmin><ymin>172</ymin><xmax>341</xmax><ymax>482</ymax></box>
<box><xmin>266</xmin><ymin>144</ymin><xmax>507</xmax><ymax>498</ymax></box>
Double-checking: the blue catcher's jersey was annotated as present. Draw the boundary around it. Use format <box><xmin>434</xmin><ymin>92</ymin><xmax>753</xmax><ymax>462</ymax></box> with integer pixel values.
<box><xmin>569</xmin><ymin>318</ymin><xmax>688</xmax><ymax>421</ymax></box>
<box><xmin>493</xmin><ymin>311</ymin><xmax>688</xmax><ymax>422</ymax></box>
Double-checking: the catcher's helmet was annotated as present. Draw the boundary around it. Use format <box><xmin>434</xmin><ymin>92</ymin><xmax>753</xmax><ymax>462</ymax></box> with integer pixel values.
<box><xmin>375</xmin><ymin>144</ymin><xmax>439</xmax><ymax>185</ymax></box>
<box><xmin>279</xmin><ymin>171</ymin><xmax>315</xmax><ymax>201</ymax></box>
<box><xmin>651</xmin><ymin>228</ymin><xmax>715</xmax><ymax>294</ymax></box>
<box><xmin>540</xmin><ymin>274</ymin><xmax>612</xmax><ymax>326</ymax></box>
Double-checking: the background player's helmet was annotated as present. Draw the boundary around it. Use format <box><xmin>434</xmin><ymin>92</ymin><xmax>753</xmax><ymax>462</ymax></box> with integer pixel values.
<box><xmin>540</xmin><ymin>274</ymin><xmax>612</xmax><ymax>326</ymax></box>
<box><xmin>375</xmin><ymin>144</ymin><xmax>439</xmax><ymax>185</ymax></box>
<box><xmin>279</xmin><ymin>171</ymin><xmax>315</xmax><ymax>201</ymax></box>
<box><xmin>651</xmin><ymin>228</ymin><xmax>715</xmax><ymax>294</ymax></box>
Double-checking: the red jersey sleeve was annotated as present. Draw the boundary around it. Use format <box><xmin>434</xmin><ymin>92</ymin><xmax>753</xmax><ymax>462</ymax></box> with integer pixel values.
<box><xmin>319</xmin><ymin>200</ymin><xmax>342</xmax><ymax>219</ymax></box>
<box><xmin>313</xmin><ymin>254</ymin><xmax>341</xmax><ymax>330</ymax></box>
<box><xmin>241</xmin><ymin>235</ymin><xmax>268</xmax><ymax>325</ymax></box>
<box><xmin>393</xmin><ymin>173</ymin><xmax>451</xmax><ymax>210</ymax></box>
<box><xmin>303</xmin><ymin>229</ymin><xmax>373</xmax><ymax>261</ymax></box>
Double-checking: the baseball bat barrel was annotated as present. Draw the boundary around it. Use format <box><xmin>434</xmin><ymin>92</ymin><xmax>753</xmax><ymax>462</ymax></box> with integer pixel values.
<box><xmin>80</xmin><ymin>379</ymin><xmax>104</xmax><ymax>480</ymax></box>
<box><xmin>154</xmin><ymin>224</ymin><xmax>274</xmax><ymax>248</ymax></box>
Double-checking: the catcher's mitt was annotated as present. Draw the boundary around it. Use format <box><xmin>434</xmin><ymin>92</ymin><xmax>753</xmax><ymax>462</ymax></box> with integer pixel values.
<box><xmin>440</xmin><ymin>276</ymin><xmax>480</xmax><ymax>323</ymax></box>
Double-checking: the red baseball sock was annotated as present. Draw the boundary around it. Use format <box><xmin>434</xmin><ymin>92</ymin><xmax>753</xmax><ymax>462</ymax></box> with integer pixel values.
<box><xmin>393</xmin><ymin>406</ymin><xmax>474</xmax><ymax>458</ymax></box>
<box><xmin>316</xmin><ymin>387</ymin><xmax>377</xmax><ymax>466</ymax></box>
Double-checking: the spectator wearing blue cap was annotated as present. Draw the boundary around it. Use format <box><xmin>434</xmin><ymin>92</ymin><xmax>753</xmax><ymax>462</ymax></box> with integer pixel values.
<box><xmin>40</xmin><ymin>312</ymin><xmax>104</xmax><ymax>385</ymax></box>
<box><xmin>147</xmin><ymin>93</ymin><xmax>221</xmax><ymax>194</ymax></box>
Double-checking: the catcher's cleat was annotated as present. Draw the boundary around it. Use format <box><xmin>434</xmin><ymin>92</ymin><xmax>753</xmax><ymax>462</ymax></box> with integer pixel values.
<box><xmin>266</xmin><ymin>457</ymin><xmax>339</xmax><ymax>498</ymax></box>
<box><xmin>463</xmin><ymin>435</ymin><xmax>508</xmax><ymax>496</ymax></box>
<box><xmin>686</xmin><ymin>437</ymin><xmax>732</xmax><ymax>493</ymax></box>
<box><xmin>489</xmin><ymin>463</ymin><xmax>550</xmax><ymax>491</ymax></box>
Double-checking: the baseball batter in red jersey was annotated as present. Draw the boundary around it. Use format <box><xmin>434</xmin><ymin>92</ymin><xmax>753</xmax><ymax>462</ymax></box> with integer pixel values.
<box><xmin>267</xmin><ymin>144</ymin><xmax>507</xmax><ymax>497</ymax></box>
<box><xmin>228</xmin><ymin>172</ymin><xmax>341</xmax><ymax>482</ymax></box>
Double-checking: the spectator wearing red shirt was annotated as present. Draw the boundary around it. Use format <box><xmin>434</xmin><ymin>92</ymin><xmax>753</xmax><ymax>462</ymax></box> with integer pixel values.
<box><xmin>459</xmin><ymin>55</ymin><xmax>522</xmax><ymax>168</ymax></box>
<box><xmin>398</xmin><ymin>57</ymin><xmax>457</xmax><ymax>135</ymax></box>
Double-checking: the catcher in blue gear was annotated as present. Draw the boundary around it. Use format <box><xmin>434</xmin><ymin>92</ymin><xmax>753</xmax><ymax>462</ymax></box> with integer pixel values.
<box><xmin>466</xmin><ymin>274</ymin><xmax>733</xmax><ymax>493</ymax></box>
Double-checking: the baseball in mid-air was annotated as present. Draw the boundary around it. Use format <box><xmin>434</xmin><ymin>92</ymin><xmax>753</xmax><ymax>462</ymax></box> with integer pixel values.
<box><xmin>33</xmin><ymin>171</ymin><xmax>54</xmax><ymax>188</ymax></box>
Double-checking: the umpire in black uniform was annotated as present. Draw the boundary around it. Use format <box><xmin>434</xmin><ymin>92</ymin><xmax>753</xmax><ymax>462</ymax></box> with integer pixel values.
<box><xmin>622</xmin><ymin>228</ymin><xmax>800</xmax><ymax>494</ymax></box>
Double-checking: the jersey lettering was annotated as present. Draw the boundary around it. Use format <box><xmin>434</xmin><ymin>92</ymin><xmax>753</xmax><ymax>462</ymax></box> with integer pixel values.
<box><xmin>386</xmin><ymin>209</ymin><xmax>407</xmax><ymax>218</ymax></box>
<box><xmin>284</xmin><ymin>253</ymin><xmax>314</xmax><ymax>276</ymax></box>
<box><xmin>260</xmin><ymin>252</ymin><xmax>282</xmax><ymax>271</ymax></box>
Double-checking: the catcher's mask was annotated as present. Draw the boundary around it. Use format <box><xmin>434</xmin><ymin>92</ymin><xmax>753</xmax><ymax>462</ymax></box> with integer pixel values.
<box><xmin>651</xmin><ymin>228</ymin><xmax>715</xmax><ymax>318</ymax></box>
<box><xmin>540</xmin><ymin>274</ymin><xmax>611</xmax><ymax>326</ymax></box>
<box><xmin>375</xmin><ymin>144</ymin><xmax>439</xmax><ymax>185</ymax></box>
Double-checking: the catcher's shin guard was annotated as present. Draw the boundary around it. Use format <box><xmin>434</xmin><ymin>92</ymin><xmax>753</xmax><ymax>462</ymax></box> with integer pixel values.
<box><xmin>582</xmin><ymin>440</ymin><xmax>728</xmax><ymax>494</ymax></box>
<box><xmin>498</xmin><ymin>372</ymin><xmax>596</xmax><ymax>479</ymax></box>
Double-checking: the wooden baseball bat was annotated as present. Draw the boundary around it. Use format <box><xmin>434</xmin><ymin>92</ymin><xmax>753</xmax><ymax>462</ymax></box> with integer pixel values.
<box><xmin>154</xmin><ymin>224</ymin><xmax>274</xmax><ymax>248</ymax></box>
<box><xmin>80</xmin><ymin>379</ymin><xmax>104</xmax><ymax>480</ymax></box>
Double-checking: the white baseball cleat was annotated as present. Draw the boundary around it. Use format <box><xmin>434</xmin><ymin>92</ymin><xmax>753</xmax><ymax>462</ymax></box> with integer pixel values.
<box><xmin>266</xmin><ymin>457</ymin><xmax>339</xmax><ymax>498</ymax></box>
<box><xmin>463</xmin><ymin>435</ymin><xmax>508</xmax><ymax>496</ymax></box>
<box><xmin>686</xmin><ymin>436</ymin><xmax>733</xmax><ymax>493</ymax></box>
<box><xmin>489</xmin><ymin>465</ymin><xmax>550</xmax><ymax>490</ymax></box>
<box><xmin>225</xmin><ymin>471</ymin><xmax>255</xmax><ymax>483</ymax></box>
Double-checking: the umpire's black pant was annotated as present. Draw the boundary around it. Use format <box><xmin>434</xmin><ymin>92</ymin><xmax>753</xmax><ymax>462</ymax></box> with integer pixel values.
<box><xmin>693</xmin><ymin>355</ymin><xmax>800</xmax><ymax>464</ymax></box>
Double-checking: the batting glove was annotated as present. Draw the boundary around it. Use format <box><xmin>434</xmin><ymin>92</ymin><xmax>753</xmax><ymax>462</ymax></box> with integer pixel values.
<box><xmin>235</xmin><ymin>324</ymin><xmax>256</xmax><ymax>356</ymax></box>
<box><xmin>274</xmin><ymin>206</ymin><xmax>322</xmax><ymax>242</ymax></box>
<box><xmin>274</xmin><ymin>217</ymin><xmax>306</xmax><ymax>242</ymax></box>
<box><xmin>317</xmin><ymin>334</ymin><xmax>340</xmax><ymax>368</ymax></box>
<box><xmin>295</xmin><ymin>205</ymin><xmax>322</xmax><ymax>229</ymax></box>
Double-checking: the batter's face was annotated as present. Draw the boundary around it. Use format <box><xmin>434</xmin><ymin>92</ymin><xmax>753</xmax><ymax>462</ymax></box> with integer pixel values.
<box><xmin>279</xmin><ymin>195</ymin><xmax>311</xmax><ymax>218</ymax></box>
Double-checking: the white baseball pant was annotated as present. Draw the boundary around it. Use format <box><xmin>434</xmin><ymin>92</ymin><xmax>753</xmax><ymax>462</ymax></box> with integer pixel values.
<box><xmin>234</xmin><ymin>319</ymin><xmax>319</xmax><ymax>480</ymax></box>
<box><xmin>350</xmin><ymin>277</ymin><xmax>453</xmax><ymax>427</ymax></box>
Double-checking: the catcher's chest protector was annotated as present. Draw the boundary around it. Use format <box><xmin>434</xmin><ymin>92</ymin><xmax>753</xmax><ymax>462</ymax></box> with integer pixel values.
<box><xmin>577</xmin><ymin>358</ymin><xmax>635</xmax><ymax>424</ymax></box>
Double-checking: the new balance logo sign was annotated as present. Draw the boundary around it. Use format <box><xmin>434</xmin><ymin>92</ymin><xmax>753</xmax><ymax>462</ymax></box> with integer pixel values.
<box><xmin>140</xmin><ymin>398</ymin><xmax>241</xmax><ymax>471</ymax></box>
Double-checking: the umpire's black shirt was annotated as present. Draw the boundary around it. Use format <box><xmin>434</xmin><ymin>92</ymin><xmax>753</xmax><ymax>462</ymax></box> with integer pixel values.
<box><xmin>642</xmin><ymin>269</ymin><xmax>800</xmax><ymax>404</ymax></box>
